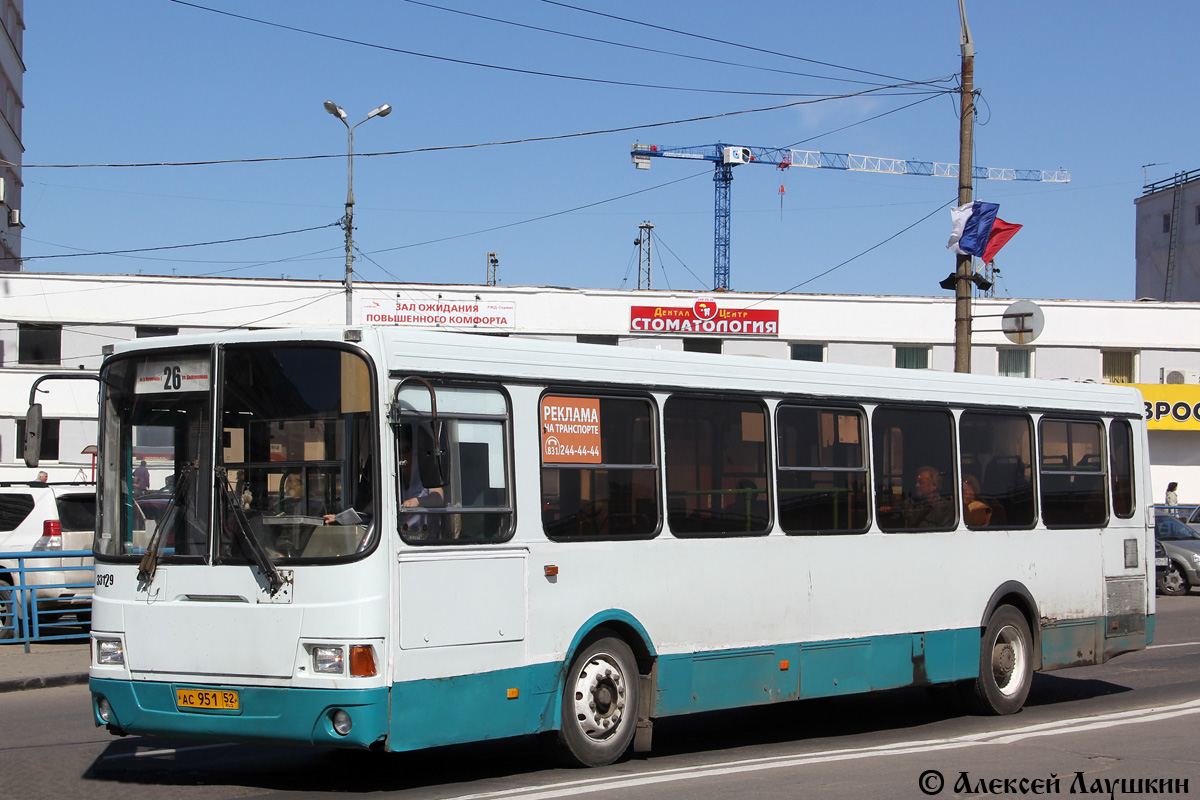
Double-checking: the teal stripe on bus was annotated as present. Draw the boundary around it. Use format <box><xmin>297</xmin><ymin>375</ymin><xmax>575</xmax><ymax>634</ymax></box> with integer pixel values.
<box><xmin>90</xmin><ymin>679</ymin><xmax>389</xmax><ymax>749</ymax></box>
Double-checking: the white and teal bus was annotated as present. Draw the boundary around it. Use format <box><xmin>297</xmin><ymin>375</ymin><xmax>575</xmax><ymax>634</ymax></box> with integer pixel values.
<box><xmin>63</xmin><ymin>326</ymin><xmax>1152</xmax><ymax>766</ymax></box>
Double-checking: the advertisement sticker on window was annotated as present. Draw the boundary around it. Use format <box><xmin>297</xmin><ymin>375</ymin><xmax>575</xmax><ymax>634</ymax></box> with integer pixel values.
<box><xmin>541</xmin><ymin>396</ymin><xmax>602</xmax><ymax>464</ymax></box>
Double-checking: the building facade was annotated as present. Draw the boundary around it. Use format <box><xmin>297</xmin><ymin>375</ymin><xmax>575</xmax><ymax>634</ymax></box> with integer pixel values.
<box><xmin>0</xmin><ymin>0</ymin><xmax>21</xmax><ymax>270</ymax></box>
<box><xmin>1136</xmin><ymin>168</ymin><xmax>1200</xmax><ymax>302</ymax></box>
<box><xmin>2</xmin><ymin>271</ymin><xmax>1198</xmax><ymax>503</ymax></box>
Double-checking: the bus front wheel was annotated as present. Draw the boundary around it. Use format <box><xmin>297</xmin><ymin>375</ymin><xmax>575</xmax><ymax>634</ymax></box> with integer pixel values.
<box><xmin>963</xmin><ymin>605</ymin><xmax>1033</xmax><ymax>715</ymax></box>
<box><xmin>557</xmin><ymin>636</ymin><xmax>640</xmax><ymax>767</ymax></box>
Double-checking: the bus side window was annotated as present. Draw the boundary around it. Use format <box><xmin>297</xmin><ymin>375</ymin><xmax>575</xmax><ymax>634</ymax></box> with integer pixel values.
<box><xmin>664</xmin><ymin>395</ymin><xmax>770</xmax><ymax>537</ymax></box>
<box><xmin>1039</xmin><ymin>418</ymin><xmax>1107</xmax><ymax>528</ymax></box>
<box><xmin>871</xmin><ymin>406</ymin><xmax>956</xmax><ymax>533</ymax></box>
<box><xmin>776</xmin><ymin>404</ymin><xmax>869</xmax><ymax>534</ymax></box>
<box><xmin>960</xmin><ymin>411</ymin><xmax>1035</xmax><ymax>528</ymax></box>
<box><xmin>540</xmin><ymin>395</ymin><xmax>659</xmax><ymax>540</ymax></box>
<box><xmin>1109</xmin><ymin>419</ymin><xmax>1135</xmax><ymax>519</ymax></box>
<box><xmin>395</xmin><ymin>385</ymin><xmax>513</xmax><ymax>545</ymax></box>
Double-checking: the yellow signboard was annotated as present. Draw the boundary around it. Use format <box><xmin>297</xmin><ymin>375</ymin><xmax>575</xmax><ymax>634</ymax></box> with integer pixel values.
<box><xmin>1133</xmin><ymin>384</ymin><xmax>1200</xmax><ymax>430</ymax></box>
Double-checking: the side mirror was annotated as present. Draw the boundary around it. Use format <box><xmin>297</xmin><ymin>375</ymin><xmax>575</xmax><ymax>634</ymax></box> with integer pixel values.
<box><xmin>23</xmin><ymin>404</ymin><xmax>42</xmax><ymax>468</ymax></box>
<box><xmin>416</xmin><ymin>420</ymin><xmax>450</xmax><ymax>489</ymax></box>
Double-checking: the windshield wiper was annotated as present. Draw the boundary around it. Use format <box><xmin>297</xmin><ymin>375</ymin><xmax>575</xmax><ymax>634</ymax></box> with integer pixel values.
<box><xmin>216</xmin><ymin>467</ymin><xmax>284</xmax><ymax>596</ymax></box>
<box><xmin>137</xmin><ymin>463</ymin><xmax>193</xmax><ymax>589</ymax></box>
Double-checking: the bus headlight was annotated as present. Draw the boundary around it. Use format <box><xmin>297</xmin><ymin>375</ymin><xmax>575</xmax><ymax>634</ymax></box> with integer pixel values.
<box><xmin>96</xmin><ymin>637</ymin><xmax>125</xmax><ymax>666</ymax></box>
<box><xmin>96</xmin><ymin>696</ymin><xmax>113</xmax><ymax>723</ymax></box>
<box><xmin>331</xmin><ymin>709</ymin><xmax>353</xmax><ymax>736</ymax></box>
<box><xmin>313</xmin><ymin>646</ymin><xmax>345</xmax><ymax>674</ymax></box>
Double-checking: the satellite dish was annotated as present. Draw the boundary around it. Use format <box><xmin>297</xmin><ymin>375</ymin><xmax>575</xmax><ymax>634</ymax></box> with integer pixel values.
<box><xmin>1002</xmin><ymin>300</ymin><xmax>1044</xmax><ymax>344</ymax></box>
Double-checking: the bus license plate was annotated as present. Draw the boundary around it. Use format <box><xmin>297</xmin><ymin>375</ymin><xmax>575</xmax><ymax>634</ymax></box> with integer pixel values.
<box><xmin>175</xmin><ymin>688</ymin><xmax>240</xmax><ymax>711</ymax></box>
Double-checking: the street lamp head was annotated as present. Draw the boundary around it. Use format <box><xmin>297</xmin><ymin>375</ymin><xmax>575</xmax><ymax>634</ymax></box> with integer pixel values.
<box><xmin>369</xmin><ymin>103</ymin><xmax>392</xmax><ymax>119</ymax></box>
<box><xmin>323</xmin><ymin>100</ymin><xmax>347</xmax><ymax>120</ymax></box>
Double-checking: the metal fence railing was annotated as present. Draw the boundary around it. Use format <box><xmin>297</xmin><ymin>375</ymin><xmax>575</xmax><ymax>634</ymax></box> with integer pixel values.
<box><xmin>0</xmin><ymin>549</ymin><xmax>93</xmax><ymax>652</ymax></box>
<box><xmin>1155</xmin><ymin>504</ymin><xmax>1198</xmax><ymax>521</ymax></box>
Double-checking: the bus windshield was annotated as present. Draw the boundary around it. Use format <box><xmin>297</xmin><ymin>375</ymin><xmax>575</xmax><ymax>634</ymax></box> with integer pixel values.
<box><xmin>96</xmin><ymin>343</ymin><xmax>378</xmax><ymax>563</ymax></box>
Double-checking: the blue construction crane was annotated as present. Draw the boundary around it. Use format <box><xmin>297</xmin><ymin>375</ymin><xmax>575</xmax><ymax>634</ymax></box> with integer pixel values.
<box><xmin>631</xmin><ymin>142</ymin><xmax>1070</xmax><ymax>291</ymax></box>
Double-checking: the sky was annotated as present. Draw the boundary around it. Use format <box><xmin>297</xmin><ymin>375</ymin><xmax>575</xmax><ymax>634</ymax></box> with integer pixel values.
<box><xmin>16</xmin><ymin>1</ymin><xmax>1200</xmax><ymax>302</ymax></box>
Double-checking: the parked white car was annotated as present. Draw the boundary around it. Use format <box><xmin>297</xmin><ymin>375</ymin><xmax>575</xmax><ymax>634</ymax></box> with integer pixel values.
<box><xmin>0</xmin><ymin>481</ymin><xmax>95</xmax><ymax>638</ymax></box>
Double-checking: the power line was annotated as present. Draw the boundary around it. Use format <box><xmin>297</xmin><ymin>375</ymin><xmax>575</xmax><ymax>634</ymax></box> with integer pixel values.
<box><xmin>365</xmin><ymin>172</ymin><xmax>706</xmax><ymax>255</ymax></box>
<box><xmin>403</xmin><ymin>0</ymin><xmax>899</xmax><ymax>88</ymax></box>
<box><xmin>537</xmin><ymin>0</ymin><xmax>945</xmax><ymax>87</ymax></box>
<box><xmin>168</xmin><ymin>0</ymin><xmax>889</xmax><ymax>99</ymax></box>
<box><xmin>9</xmin><ymin>86</ymin><xmax>950</xmax><ymax>171</ymax></box>
<box><xmin>747</xmin><ymin>199</ymin><xmax>956</xmax><ymax>305</ymax></box>
<box><xmin>22</xmin><ymin>222</ymin><xmax>340</xmax><ymax>261</ymax></box>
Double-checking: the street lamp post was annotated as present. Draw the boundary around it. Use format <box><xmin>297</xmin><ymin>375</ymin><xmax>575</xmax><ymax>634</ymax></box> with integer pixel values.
<box><xmin>324</xmin><ymin>100</ymin><xmax>392</xmax><ymax>325</ymax></box>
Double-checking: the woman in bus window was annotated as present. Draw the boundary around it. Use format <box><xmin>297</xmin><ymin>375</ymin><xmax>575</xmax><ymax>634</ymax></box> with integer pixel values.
<box><xmin>962</xmin><ymin>474</ymin><xmax>992</xmax><ymax>527</ymax></box>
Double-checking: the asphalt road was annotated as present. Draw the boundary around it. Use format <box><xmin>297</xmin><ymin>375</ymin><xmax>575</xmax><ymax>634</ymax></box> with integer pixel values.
<box><xmin>2</xmin><ymin>596</ymin><xmax>1198</xmax><ymax>800</ymax></box>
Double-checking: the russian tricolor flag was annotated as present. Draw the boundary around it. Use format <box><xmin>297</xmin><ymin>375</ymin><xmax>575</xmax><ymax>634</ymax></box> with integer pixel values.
<box><xmin>947</xmin><ymin>201</ymin><xmax>1022</xmax><ymax>262</ymax></box>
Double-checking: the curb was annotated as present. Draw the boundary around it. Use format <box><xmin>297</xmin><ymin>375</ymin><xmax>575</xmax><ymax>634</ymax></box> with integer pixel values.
<box><xmin>0</xmin><ymin>672</ymin><xmax>89</xmax><ymax>694</ymax></box>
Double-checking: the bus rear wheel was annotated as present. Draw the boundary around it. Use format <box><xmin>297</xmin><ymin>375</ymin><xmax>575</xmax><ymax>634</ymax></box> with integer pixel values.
<box><xmin>557</xmin><ymin>636</ymin><xmax>640</xmax><ymax>767</ymax></box>
<box><xmin>962</xmin><ymin>605</ymin><xmax>1033</xmax><ymax>715</ymax></box>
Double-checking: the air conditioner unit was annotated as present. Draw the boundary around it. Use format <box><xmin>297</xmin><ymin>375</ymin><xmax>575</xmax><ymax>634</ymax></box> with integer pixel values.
<box><xmin>1161</xmin><ymin>366</ymin><xmax>1200</xmax><ymax>384</ymax></box>
<box><xmin>722</xmin><ymin>146</ymin><xmax>753</xmax><ymax>165</ymax></box>
<box><xmin>7</xmin><ymin>207</ymin><xmax>19</xmax><ymax>227</ymax></box>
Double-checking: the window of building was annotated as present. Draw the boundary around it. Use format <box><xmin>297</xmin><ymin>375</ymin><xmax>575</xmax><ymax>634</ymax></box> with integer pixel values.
<box><xmin>1163</xmin><ymin>213</ymin><xmax>1171</xmax><ymax>233</ymax></box>
<box><xmin>1039</xmin><ymin>418</ymin><xmax>1106</xmax><ymax>528</ymax></box>
<box><xmin>872</xmin><ymin>406</ymin><xmax>956</xmax><ymax>532</ymax></box>
<box><xmin>895</xmin><ymin>346</ymin><xmax>929</xmax><ymax>370</ymax></box>
<box><xmin>776</xmin><ymin>405</ymin><xmax>868</xmax><ymax>534</ymax></box>
<box><xmin>998</xmin><ymin>349</ymin><xmax>1032</xmax><ymax>378</ymax></box>
<box><xmin>576</xmin><ymin>335</ymin><xmax>618</xmax><ymax>346</ymax></box>
<box><xmin>1195</xmin><ymin>205</ymin><xmax>1200</xmax><ymax>226</ymax></box>
<box><xmin>15</xmin><ymin>418</ymin><xmax>60</xmax><ymax>462</ymax></box>
<box><xmin>541</xmin><ymin>395</ymin><xmax>658</xmax><ymax>539</ymax></box>
<box><xmin>790</xmin><ymin>343</ymin><xmax>824</xmax><ymax>362</ymax></box>
<box><xmin>683</xmin><ymin>338</ymin><xmax>722</xmax><ymax>354</ymax></box>
<box><xmin>137</xmin><ymin>326</ymin><xmax>179</xmax><ymax>338</ymax></box>
<box><xmin>1102</xmin><ymin>350</ymin><xmax>1136</xmax><ymax>384</ymax></box>
<box><xmin>1109</xmin><ymin>419</ymin><xmax>1135</xmax><ymax>519</ymax></box>
<box><xmin>959</xmin><ymin>411</ymin><xmax>1035</xmax><ymax>528</ymax></box>
<box><xmin>665</xmin><ymin>396</ymin><xmax>769</xmax><ymax>536</ymax></box>
<box><xmin>17</xmin><ymin>324</ymin><xmax>62</xmax><ymax>366</ymax></box>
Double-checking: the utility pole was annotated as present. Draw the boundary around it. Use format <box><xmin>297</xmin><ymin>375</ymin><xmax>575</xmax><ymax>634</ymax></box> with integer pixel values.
<box><xmin>324</xmin><ymin>100</ymin><xmax>392</xmax><ymax>326</ymax></box>
<box><xmin>635</xmin><ymin>221</ymin><xmax>655</xmax><ymax>290</ymax></box>
<box><xmin>953</xmin><ymin>0</ymin><xmax>976</xmax><ymax>373</ymax></box>
<box><xmin>486</xmin><ymin>252</ymin><xmax>499</xmax><ymax>285</ymax></box>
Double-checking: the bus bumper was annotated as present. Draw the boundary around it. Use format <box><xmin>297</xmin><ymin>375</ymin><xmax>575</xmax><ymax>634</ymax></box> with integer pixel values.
<box><xmin>90</xmin><ymin>678</ymin><xmax>389</xmax><ymax>750</ymax></box>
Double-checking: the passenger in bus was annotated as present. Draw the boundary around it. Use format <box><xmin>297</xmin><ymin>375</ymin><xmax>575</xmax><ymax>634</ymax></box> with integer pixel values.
<box><xmin>900</xmin><ymin>466</ymin><xmax>954</xmax><ymax>529</ymax></box>
<box><xmin>962</xmin><ymin>474</ymin><xmax>992</xmax><ymax>527</ymax></box>
<box><xmin>280</xmin><ymin>473</ymin><xmax>326</xmax><ymax>518</ymax></box>
<box><xmin>397</xmin><ymin>426</ymin><xmax>444</xmax><ymax>538</ymax></box>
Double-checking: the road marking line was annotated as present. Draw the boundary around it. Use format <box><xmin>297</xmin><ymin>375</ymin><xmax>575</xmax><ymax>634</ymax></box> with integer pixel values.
<box><xmin>444</xmin><ymin>698</ymin><xmax>1200</xmax><ymax>800</ymax></box>
<box><xmin>1147</xmin><ymin>640</ymin><xmax>1200</xmax><ymax>649</ymax></box>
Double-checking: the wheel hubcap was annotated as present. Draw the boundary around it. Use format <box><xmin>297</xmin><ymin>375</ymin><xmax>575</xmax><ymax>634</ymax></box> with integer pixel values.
<box><xmin>991</xmin><ymin>624</ymin><xmax>1026</xmax><ymax>697</ymax></box>
<box><xmin>572</xmin><ymin>654</ymin><xmax>627</xmax><ymax>741</ymax></box>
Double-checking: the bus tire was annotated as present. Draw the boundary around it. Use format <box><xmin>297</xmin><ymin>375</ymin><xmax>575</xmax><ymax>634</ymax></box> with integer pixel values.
<box><xmin>963</xmin><ymin>605</ymin><xmax>1033</xmax><ymax>715</ymax></box>
<box><xmin>557</xmin><ymin>635</ymin><xmax>640</xmax><ymax>767</ymax></box>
